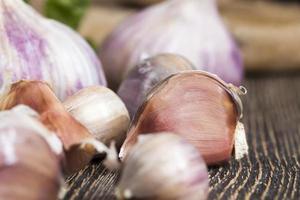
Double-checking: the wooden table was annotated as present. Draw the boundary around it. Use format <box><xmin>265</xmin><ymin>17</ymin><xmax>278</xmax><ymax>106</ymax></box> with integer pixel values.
<box><xmin>63</xmin><ymin>73</ymin><xmax>300</xmax><ymax>199</ymax></box>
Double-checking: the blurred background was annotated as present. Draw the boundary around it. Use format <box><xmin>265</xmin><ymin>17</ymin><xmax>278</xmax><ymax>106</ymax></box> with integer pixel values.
<box><xmin>28</xmin><ymin>0</ymin><xmax>300</xmax><ymax>74</ymax></box>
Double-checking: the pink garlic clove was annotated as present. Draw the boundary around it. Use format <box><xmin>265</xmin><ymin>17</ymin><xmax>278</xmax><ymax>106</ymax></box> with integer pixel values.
<box><xmin>120</xmin><ymin>70</ymin><xmax>247</xmax><ymax>165</ymax></box>
<box><xmin>118</xmin><ymin>53</ymin><xmax>195</xmax><ymax>118</ymax></box>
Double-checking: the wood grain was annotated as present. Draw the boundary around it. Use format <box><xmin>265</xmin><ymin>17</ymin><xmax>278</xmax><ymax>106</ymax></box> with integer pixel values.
<box><xmin>63</xmin><ymin>74</ymin><xmax>300</xmax><ymax>199</ymax></box>
<box><xmin>219</xmin><ymin>1</ymin><xmax>300</xmax><ymax>71</ymax></box>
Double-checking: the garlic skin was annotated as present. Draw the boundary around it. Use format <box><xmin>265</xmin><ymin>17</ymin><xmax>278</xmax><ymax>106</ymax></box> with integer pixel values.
<box><xmin>0</xmin><ymin>0</ymin><xmax>106</xmax><ymax>100</ymax></box>
<box><xmin>100</xmin><ymin>0</ymin><xmax>243</xmax><ymax>90</ymax></box>
<box><xmin>120</xmin><ymin>71</ymin><xmax>247</xmax><ymax>165</ymax></box>
<box><xmin>116</xmin><ymin>133</ymin><xmax>209</xmax><ymax>200</ymax></box>
<box><xmin>118</xmin><ymin>53</ymin><xmax>194</xmax><ymax>118</ymax></box>
<box><xmin>0</xmin><ymin>80</ymin><xmax>118</xmax><ymax>174</ymax></box>
<box><xmin>0</xmin><ymin>106</ymin><xmax>62</xmax><ymax>200</ymax></box>
<box><xmin>63</xmin><ymin>86</ymin><xmax>130</xmax><ymax>149</ymax></box>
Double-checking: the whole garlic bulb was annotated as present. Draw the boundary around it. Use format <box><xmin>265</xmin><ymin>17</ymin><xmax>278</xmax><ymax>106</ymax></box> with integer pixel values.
<box><xmin>63</xmin><ymin>86</ymin><xmax>130</xmax><ymax>148</ymax></box>
<box><xmin>116</xmin><ymin>133</ymin><xmax>209</xmax><ymax>200</ymax></box>
<box><xmin>118</xmin><ymin>54</ymin><xmax>195</xmax><ymax>118</ymax></box>
<box><xmin>120</xmin><ymin>70</ymin><xmax>247</xmax><ymax>165</ymax></box>
<box><xmin>0</xmin><ymin>0</ymin><xmax>106</xmax><ymax>100</ymax></box>
<box><xmin>100</xmin><ymin>0</ymin><xmax>243</xmax><ymax>90</ymax></box>
<box><xmin>0</xmin><ymin>105</ymin><xmax>62</xmax><ymax>200</ymax></box>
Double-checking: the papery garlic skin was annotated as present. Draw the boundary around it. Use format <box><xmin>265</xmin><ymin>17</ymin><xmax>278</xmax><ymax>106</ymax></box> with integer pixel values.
<box><xmin>63</xmin><ymin>86</ymin><xmax>130</xmax><ymax>148</ymax></box>
<box><xmin>116</xmin><ymin>133</ymin><xmax>209</xmax><ymax>200</ymax></box>
<box><xmin>120</xmin><ymin>70</ymin><xmax>246</xmax><ymax>165</ymax></box>
<box><xmin>100</xmin><ymin>0</ymin><xmax>243</xmax><ymax>90</ymax></box>
<box><xmin>0</xmin><ymin>106</ymin><xmax>62</xmax><ymax>200</ymax></box>
<box><xmin>118</xmin><ymin>53</ymin><xmax>194</xmax><ymax>118</ymax></box>
<box><xmin>0</xmin><ymin>0</ymin><xmax>106</xmax><ymax>100</ymax></box>
<box><xmin>0</xmin><ymin>80</ymin><xmax>118</xmax><ymax>174</ymax></box>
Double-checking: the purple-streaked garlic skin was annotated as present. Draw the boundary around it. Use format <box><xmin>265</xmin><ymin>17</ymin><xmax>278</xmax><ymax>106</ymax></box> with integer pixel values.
<box><xmin>118</xmin><ymin>54</ymin><xmax>195</xmax><ymax>118</ymax></box>
<box><xmin>116</xmin><ymin>133</ymin><xmax>209</xmax><ymax>200</ymax></box>
<box><xmin>120</xmin><ymin>70</ymin><xmax>245</xmax><ymax>165</ymax></box>
<box><xmin>0</xmin><ymin>0</ymin><xmax>106</xmax><ymax>100</ymax></box>
<box><xmin>0</xmin><ymin>106</ymin><xmax>62</xmax><ymax>200</ymax></box>
<box><xmin>100</xmin><ymin>0</ymin><xmax>243</xmax><ymax>90</ymax></box>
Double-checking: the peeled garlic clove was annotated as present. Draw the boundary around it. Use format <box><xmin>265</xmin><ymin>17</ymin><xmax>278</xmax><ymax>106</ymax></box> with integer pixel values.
<box><xmin>0</xmin><ymin>80</ymin><xmax>118</xmax><ymax>174</ymax></box>
<box><xmin>100</xmin><ymin>0</ymin><xmax>243</xmax><ymax>90</ymax></box>
<box><xmin>0</xmin><ymin>0</ymin><xmax>106</xmax><ymax>100</ymax></box>
<box><xmin>63</xmin><ymin>86</ymin><xmax>130</xmax><ymax>149</ymax></box>
<box><xmin>120</xmin><ymin>70</ymin><xmax>247</xmax><ymax>165</ymax></box>
<box><xmin>118</xmin><ymin>53</ymin><xmax>195</xmax><ymax>118</ymax></box>
<box><xmin>116</xmin><ymin>133</ymin><xmax>209</xmax><ymax>200</ymax></box>
<box><xmin>0</xmin><ymin>105</ymin><xmax>62</xmax><ymax>200</ymax></box>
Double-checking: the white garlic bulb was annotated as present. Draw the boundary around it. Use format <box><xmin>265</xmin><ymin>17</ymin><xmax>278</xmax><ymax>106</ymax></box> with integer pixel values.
<box><xmin>116</xmin><ymin>133</ymin><xmax>209</xmax><ymax>200</ymax></box>
<box><xmin>100</xmin><ymin>0</ymin><xmax>243</xmax><ymax>90</ymax></box>
<box><xmin>0</xmin><ymin>0</ymin><xmax>106</xmax><ymax>100</ymax></box>
<box><xmin>63</xmin><ymin>86</ymin><xmax>130</xmax><ymax>148</ymax></box>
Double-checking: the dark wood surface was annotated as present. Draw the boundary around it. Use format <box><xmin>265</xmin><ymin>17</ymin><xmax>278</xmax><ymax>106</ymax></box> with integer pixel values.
<box><xmin>64</xmin><ymin>74</ymin><xmax>300</xmax><ymax>200</ymax></box>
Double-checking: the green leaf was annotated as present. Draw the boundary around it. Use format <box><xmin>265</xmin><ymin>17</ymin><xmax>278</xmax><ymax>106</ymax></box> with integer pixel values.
<box><xmin>44</xmin><ymin>0</ymin><xmax>90</xmax><ymax>30</ymax></box>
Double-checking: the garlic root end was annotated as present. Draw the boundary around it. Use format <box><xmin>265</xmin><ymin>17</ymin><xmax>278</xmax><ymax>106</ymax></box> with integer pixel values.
<box><xmin>80</xmin><ymin>139</ymin><xmax>120</xmax><ymax>170</ymax></box>
<box><xmin>58</xmin><ymin>179</ymin><xmax>67</xmax><ymax>200</ymax></box>
<box><xmin>234</xmin><ymin>122</ymin><xmax>249</xmax><ymax>160</ymax></box>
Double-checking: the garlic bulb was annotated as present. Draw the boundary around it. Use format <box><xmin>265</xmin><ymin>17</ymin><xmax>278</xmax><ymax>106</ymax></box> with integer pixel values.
<box><xmin>0</xmin><ymin>80</ymin><xmax>119</xmax><ymax>174</ymax></box>
<box><xmin>0</xmin><ymin>105</ymin><xmax>62</xmax><ymax>200</ymax></box>
<box><xmin>118</xmin><ymin>53</ymin><xmax>194</xmax><ymax>118</ymax></box>
<box><xmin>0</xmin><ymin>0</ymin><xmax>106</xmax><ymax>100</ymax></box>
<box><xmin>63</xmin><ymin>86</ymin><xmax>130</xmax><ymax>149</ymax></box>
<box><xmin>120</xmin><ymin>70</ymin><xmax>248</xmax><ymax>165</ymax></box>
<box><xmin>116</xmin><ymin>133</ymin><xmax>209</xmax><ymax>200</ymax></box>
<box><xmin>100</xmin><ymin>0</ymin><xmax>243</xmax><ymax>90</ymax></box>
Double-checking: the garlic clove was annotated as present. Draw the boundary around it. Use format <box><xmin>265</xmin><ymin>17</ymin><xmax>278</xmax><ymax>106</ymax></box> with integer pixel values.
<box><xmin>0</xmin><ymin>105</ymin><xmax>62</xmax><ymax>200</ymax></box>
<box><xmin>120</xmin><ymin>70</ymin><xmax>247</xmax><ymax>165</ymax></box>
<box><xmin>118</xmin><ymin>53</ymin><xmax>195</xmax><ymax>118</ymax></box>
<box><xmin>0</xmin><ymin>80</ymin><xmax>118</xmax><ymax>174</ymax></box>
<box><xmin>116</xmin><ymin>133</ymin><xmax>209</xmax><ymax>200</ymax></box>
<box><xmin>63</xmin><ymin>86</ymin><xmax>130</xmax><ymax>149</ymax></box>
<box><xmin>100</xmin><ymin>0</ymin><xmax>243</xmax><ymax>90</ymax></box>
<box><xmin>0</xmin><ymin>0</ymin><xmax>106</xmax><ymax>100</ymax></box>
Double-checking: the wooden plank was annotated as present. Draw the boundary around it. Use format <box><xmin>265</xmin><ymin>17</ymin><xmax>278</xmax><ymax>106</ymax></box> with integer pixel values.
<box><xmin>63</xmin><ymin>74</ymin><xmax>300</xmax><ymax>199</ymax></box>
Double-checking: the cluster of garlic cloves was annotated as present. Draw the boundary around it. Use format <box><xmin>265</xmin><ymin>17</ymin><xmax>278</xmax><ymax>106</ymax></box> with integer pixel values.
<box><xmin>0</xmin><ymin>106</ymin><xmax>63</xmax><ymax>200</ymax></box>
<box><xmin>120</xmin><ymin>70</ymin><xmax>248</xmax><ymax>165</ymax></box>
<box><xmin>0</xmin><ymin>80</ymin><xmax>119</xmax><ymax>174</ymax></box>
